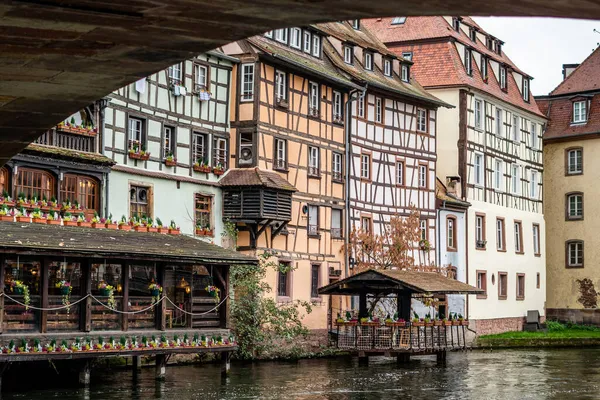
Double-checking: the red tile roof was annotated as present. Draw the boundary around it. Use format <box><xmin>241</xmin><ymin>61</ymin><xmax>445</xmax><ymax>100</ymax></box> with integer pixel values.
<box><xmin>538</xmin><ymin>95</ymin><xmax>600</xmax><ymax>141</ymax></box>
<box><xmin>219</xmin><ymin>168</ymin><xmax>297</xmax><ymax>191</ymax></box>
<box><xmin>393</xmin><ymin>41</ymin><xmax>544</xmax><ymax>117</ymax></box>
<box><xmin>550</xmin><ymin>46</ymin><xmax>600</xmax><ymax>96</ymax></box>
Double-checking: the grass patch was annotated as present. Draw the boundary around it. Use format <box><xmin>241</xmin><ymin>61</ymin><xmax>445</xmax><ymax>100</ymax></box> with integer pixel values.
<box><xmin>480</xmin><ymin>321</ymin><xmax>600</xmax><ymax>339</ymax></box>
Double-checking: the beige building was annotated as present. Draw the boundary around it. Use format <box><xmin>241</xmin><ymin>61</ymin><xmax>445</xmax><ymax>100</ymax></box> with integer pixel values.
<box><xmin>538</xmin><ymin>47</ymin><xmax>600</xmax><ymax>324</ymax></box>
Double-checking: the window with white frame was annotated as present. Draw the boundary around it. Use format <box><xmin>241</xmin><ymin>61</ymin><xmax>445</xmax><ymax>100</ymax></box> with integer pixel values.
<box><xmin>447</xmin><ymin>217</ymin><xmax>456</xmax><ymax>250</ymax></box>
<box><xmin>530</xmin><ymin>170</ymin><xmax>538</xmax><ymax>198</ymax></box>
<box><xmin>514</xmin><ymin>221</ymin><xmax>523</xmax><ymax>253</ymax></box>
<box><xmin>418</xmin><ymin>164</ymin><xmax>427</xmax><ymax>188</ymax></box>
<box><xmin>168</xmin><ymin>63</ymin><xmax>182</xmax><ymax>85</ymax></box>
<box><xmin>567</xmin><ymin>193</ymin><xmax>583</xmax><ymax>219</ymax></box>
<box><xmin>275</xmin><ymin>28</ymin><xmax>288</xmax><ymax>43</ymax></box>
<box><xmin>308</xmin><ymin>146</ymin><xmax>320</xmax><ymax>176</ymax></box>
<box><xmin>396</xmin><ymin>161</ymin><xmax>404</xmax><ymax>185</ymax></box>
<box><xmin>192</xmin><ymin>132</ymin><xmax>207</xmax><ymax>164</ymax></box>
<box><xmin>452</xmin><ymin>17</ymin><xmax>460</xmax><ymax>31</ymax></box>
<box><xmin>265</xmin><ymin>31</ymin><xmax>273</xmax><ymax>38</ymax></box>
<box><xmin>530</xmin><ymin>123</ymin><xmax>537</xmax><ymax>150</ymax></box>
<box><xmin>533</xmin><ymin>224</ymin><xmax>540</xmax><ymax>255</ymax></box>
<box><xmin>511</xmin><ymin>164</ymin><xmax>520</xmax><ymax>194</ymax></box>
<box><xmin>308</xmin><ymin>205</ymin><xmax>319</xmax><ymax>235</ymax></box>
<box><xmin>512</xmin><ymin>115</ymin><xmax>519</xmax><ymax>142</ymax></box>
<box><xmin>475</xmin><ymin>215</ymin><xmax>485</xmax><ymax>244</ymax></box>
<box><xmin>402</xmin><ymin>52</ymin><xmax>413</xmax><ymax>61</ymax></box>
<box><xmin>331</xmin><ymin>209</ymin><xmax>342</xmax><ymax>238</ymax></box>
<box><xmin>500</xmin><ymin>66</ymin><xmax>507</xmax><ymax>90</ymax></box>
<box><xmin>573</xmin><ymin>101</ymin><xmax>587</xmax><ymax>123</ymax></box>
<box><xmin>464</xmin><ymin>48</ymin><xmax>472</xmax><ymax>75</ymax></box>
<box><xmin>496</xmin><ymin>218</ymin><xmax>505</xmax><ymax>250</ymax></box>
<box><xmin>163</xmin><ymin>126</ymin><xmax>174</xmax><ymax>158</ymax></box>
<box><xmin>333</xmin><ymin>91</ymin><xmax>342</xmax><ymax>121</ymax></box>
<box><xmin>213</xmin><ymin>136</ymin><xmax>227</xmax><ymax>168</ymax></box>
<box><xmin>344</xmin><ymin>45</ymin><xmax>353</xmax><ymax>64</ymax></box>
<box><xmin>496</xmin><ymin>108</ymin><xmax>503</xmax><ymax>136</ymax></box>
<box><xmin>312</xmin><ymin>34</ymin><xmax>321</xmax><ymax>57</ymax></box>
<box><xmin>567</xmin><ymin>241</ymin><xmax>583</xmax><ymax>267</ymax></box>
<box><xmin>567</xmin><ymin>148</ymin><xmax>583</xmax><ymax>174</ymax></box>
<box><xmin>128</xmin><ymin>117</ymin><xmax>144</xmax><ymax>150</ymax></box>
<box><xmin>361</xmin><ymin>216</ymin><xmax>372</xmax><ymax>233</ymax></box>
<box><xmin>419</xmin><ymin>219</ymin><xmax>427</xmax><ymax>241</ymax></box>
<box><xmin>417</xmin><ymin>109</ymin><xmax>427</xmax><ymax>132</ymax></box>
<box><xmin>474</xmin><ymin>99</ymin><xmax>483</xmax><ymax>129</ymax></box>
<box><xmin>391</xmin><ymin>17</ymin><xmax>407</xmax><ymax>25</ymax></box>
<box><xmin>401</xmin><ymin>64</ymin><xmax>409</xmax><ymax>82</ymax></box>
<box><xmin>275</xmin><ymin>70</ymin><xmax>286</xmax><ymax>101</ymax></box>
<box><xmin>360</xmin><ymin>153</ymin><xmax>371</xmax><ymax>180</ymax></box>
<box><xmin>194</xmin><ymin>63</ymin><xmax>207</xmax><ymax>92</ymax></box>
<box><xmin>290</xmin><ymin>27</ymin><xmax>301</xmax><ymax>49</ymax></box>
<box><xmin>303</xmin><ymin>30</ymin><xmax>311</xmax><ymax>53</ymax></box>
<box><xmin>364</xmin><ymin>52</ymin><xmax>373</xmax><ymax>71</ymax></box>
<box><xmin>357</xmin><ymin>96</ymin><xmax>365</xmax><ymax>118</ymax></box>
<box><xmin>241</xmin><ymin>63</ymin><xmax>254</xmax><ymax>101</ymax></box>
<box><xmin>375</xmin><ymin>97</ymin><xmax>383</xmax><ymax>123</ymax></box>
<box><xmin>523</xmin><ymin>78</ymin><xmax>529</xmax><ymax>101</ymax></box>
<box><xmin>275</xmin><ymin>138</ymin><xmax>287</xmax><ymax>170</ymax></box>
<box><xmin>332</xmin><ymin>152</ymin><xmax>343</xmax><ymax>181</ymax></box>
<box><xmin>384</xmin><ymin>59</ymin><xmax>392</xmax><ymax>77</ymax></box>
<box><xmin>351</xmin><ymin>19</ymin><xmax>360</xmax><ymax>29</ymax></box>
<box><xmin>474</xmin><ymin>152</ymin><xmax>483</xmax><ymax>186</ymax></box>
<box><xmin>481</xmin><ymin>55</ymin><xmax>488</xmax><ymax>81</ymax></box>
<box><xmin>494</xmin><ymin>159</ymin><xmax>503</xmax><ymax>191</ymax></box>
<box><xmin>309</xmin><ymin>81</ymin><xmax>319</xmax><ymax>114</ymax></box>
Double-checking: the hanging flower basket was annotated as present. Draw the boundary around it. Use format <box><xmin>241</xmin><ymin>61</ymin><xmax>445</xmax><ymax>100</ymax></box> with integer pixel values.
<box><xmin>60</xmin><ymin>286</ymin><xmax>71</xmax><ymax>295</ymax></box>
<box><xmin>99</xmin><ymin>288</ymin><xmax>112</xmax><ymax>296</ymax></box>
<box><xmin>205</xmin><ymin>285</ymin><xmax>220</xmax><ymax>303</ymax></box>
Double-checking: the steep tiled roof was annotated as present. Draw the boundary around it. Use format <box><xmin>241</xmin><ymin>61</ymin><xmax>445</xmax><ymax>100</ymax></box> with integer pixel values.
<box><xmin>435</xmin><ymin>178</ymin><xmax>470</xmax><ymax>208</ymax></box>
<box><xmin>538</xmin><ymin>95</ymin><xmax>600</xmax><ymax>141</ymax></box>
<box><xmin>316</xmin><ymin>22</ymin><xmax>396</xmax><ymax>58</ymax></box>
<box><xmin>23</xmin><ymin>143</ymin><xmax>115</xmax><ymax>166</ymax></box>
<box><xmin>550</xmin><ymin>46</ymin><xmax>600</xmax><ymax>96</ymax></box>
<box><xmin>220</xmin><ymin>168</ymin><xmax>297</xmax><ymax>192</ymax></box>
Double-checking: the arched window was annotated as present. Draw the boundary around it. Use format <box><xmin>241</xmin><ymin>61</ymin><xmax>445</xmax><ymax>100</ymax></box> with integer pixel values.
<box><xmin>60</xmin><ymin>174</ymin><xmax>99</xmax><ymax>212</ymax></box>
<box><xmin>15</xmin><ymin>168</ymin><xmax>55</xmax><ymax>200</ymax></box>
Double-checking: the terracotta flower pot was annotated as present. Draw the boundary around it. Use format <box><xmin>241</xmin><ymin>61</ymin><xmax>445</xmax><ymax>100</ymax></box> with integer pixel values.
<box><xmin>16</xmin><ymin>216</ymin><xmax>31</xmax><ymax>223</ymax></box>
<box><xmin>78</xmin><ymin>221</ymin><xmax>92</xmax><ymax>228</ymax></box>
<box><xmin>157</xmin><ymin>227</ymin><xmax>167</xmax><ymax>234</ymax></box>
<box><xmin>46</xmin><ymin>219</ymin><xmax>60</xmax><ymax>225</ymax></box>
<box><xmin>133</xmin><ymin>225</ymin><xmax>148</xmax><ymax>232</ymax></box>
<box><xmin>32</xmin><ymin>218</ymin><xmax>46</xmax><ymax>224</ymax></box>
<box><xmin>213</xmin><ymin>168</ymin><xmax>224</xmax><ymax>176</ymax></box>
<box><xmin>169</xmin><ymin>228</ymin><xmax>180</xmax><ymax>235</ymax></box>
<box><xmin>193</xmin><ymin>165</ymin><xmax>211</xmax><ymax>173</ymax></box>
<box><xmin>1</xmin><ymin>201</ymin><xmax>15</xmax><ymax>207</ymax></box>
<box><xmin>118</xmin><ymin>224</ymin><xmax>131</xmax><ymax>231</ymax></box>
<box><xmin>91</xmin><ymin>222</ymin><xmax>103</xmax><ymax>229</ymax></box>
<box><xmin>105</xmin><ymin>223</ymin><xmax>118</xmax><ymax>230</ymax></box>
<box><xmin>64</xmin><ymin>220</ymin><xmax>78</xmax><ymax>227</ymax></box>
<box><xmin>148</xmin><ymin>227</ymin><xmax>158</xmax><ymax>233</ymax></box>
<box><xmin>0</xmin><ymin>215</ymin><xmax>13</xmax><ymax>222</ymax></box>
<box><xmin>164</xmin><ymin>160</ymin><xmax>177</xmax><ymax>167</ymax></box>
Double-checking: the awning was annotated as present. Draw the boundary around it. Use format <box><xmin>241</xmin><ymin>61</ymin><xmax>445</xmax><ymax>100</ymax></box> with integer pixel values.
<box><xmin>0</xmin><ymin>223</ymin><xmax>256</xmax><ymax>265</ymax></box>
<box><xmin>318</xmin><ymin>269</ymin><xmax>483</xmax><ymax>296</ymax></box>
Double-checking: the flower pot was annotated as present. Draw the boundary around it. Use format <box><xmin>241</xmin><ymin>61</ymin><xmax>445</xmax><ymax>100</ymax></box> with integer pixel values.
<box><xmin>133</xmin><ymin>226</ymin><xmax>148</xmax><ymax>232</ymax></box>
<box><xmin>157</xmin><ymin>227</ymin><xmax>167</xmax><ymax>234</ymax></box>
<box><xmin>78</xmin><ymin>221</ymin><xmax>92</xmax><ymax>228</ymax></box>
<box><xmin>105</xmin><ymin>223</ymin><xmax>118</xmax><ymax>230</ymax></box>
<box><xmin>15</xmin><ymin>216</ymin><xmax>31</xmax><ymax>223</ymax></box>
<box><xmin>118</xmin><ymin>224</ymin><xmax>131</xmax><ymax>231</ymax></box>
<box><xmin>452</xmin><ymin>320</ymin><xmax>460</xmax><ymax>326</ymax></box>
<box><xmin>444</xmin><ymin>321</ymin><xmax>453</xmax><ymax>326</ymax></box>
<box><xmin>169</xmin><ymin>228</ymin><xmax>180</xmax><ymax>235</ymax></box>
<box><xmin>412</xmin><ymin>321</ymin><xmax>425</xmax><ymax>327</ymax></box>
<box><xmin>148</xmin><ymin>227</ymin><xmax>158</xmax><ymax>233</ymax></box>
<box><xmin>213</xmin><ymin>169</ymin><xmax>224</xmax><ymax>176</ymax></box>
<box><xmin>60</xmin><ymin>286</ymin><xmax>70</xmax><ymax>295</ymax></box>
<box><xmin>434</xmin><ymin>320</ymin><xmax>443</xmax><ymax>326</ymax></box>
<box><xmin>91</xmin><ymin>223</ymin><xmax>103</xmax><ymax>229</ymax></box>
<box><xmin>193</xmin><ymin>165</ymin><xmax>211</xmax><ymax>173</ymax></box>
<box><xmin>32</xmin><ymin>218</ymin><xmax>46</xmax><ymax>224</ymax></box>
<box><xmin>46</xmin><ymin>219</ymin><xmax>60</xmax><ymax>225</ymax></box>
<box><xmin>0</xmin><ymin>215</ymin><xmax>13</xmax><ymax>222</ymax></box>
<box><xmin>1</xmin><ymin>200</ymin><xmax>15</xmax><ymax>207</ymax></box>
<box><xmin>460</xmin><ymin>320</ymin><xmax>469</xmax><ymax>326</ymax></box>
<box><xmin>151</xmin><ymin>289</ymin><xmax>160</xmax><ymax>297</ymax></box>
<box><xmin>129</xmin><ymin>152</ymin><xmax>142</xmax><ymax>160</ymax></box>
<box><xmin>99</xmin><ymin>288</ymin><xmax>112</xmax><ymax>296</ymax></box>
<box><xmin>164</xmin><ymin>160</ymin><xmax>177</xmax><ymax>167</ymax></box>
<box><xmin>425</xmin><ymin>321</ymin><xmax>434</xmax><ymax>327</ymax></box>
<box><xmin>64</xmin><ymin>220</ymin><xmax>78</xmax><ymax>227</ymax></box>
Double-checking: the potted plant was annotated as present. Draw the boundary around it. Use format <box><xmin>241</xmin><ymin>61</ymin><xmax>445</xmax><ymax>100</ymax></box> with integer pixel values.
<box><xmin>118</xmin><ymin>215</ymin><xmax>130</xmax><ymax>231</ymax></box>
<box><xmin>17</xmin><ymin>193</ymin><xmax>28</xmax><ymax>207</ymax></box>
<box><xmin>205</xmin><ymin>285</ymin><xmax>220</xmax><ymax>303</ymax></box>
<box><xmin>164</xmin><ymin>152</ymin><xmax>177</xmax><ymax>167</ymax></box>
<box><xmin>46</xmin><ymin>210</ymin><xmax>60</xmax><ymax>225</ymax></box>
<box><xmin>412</xmin><ymin>312</ymin><xmax>425</xmax><ymax>327</ymax></box>
<box><xmin>168</xmin><ymin>220</ymin><xmax>180</xmax><ymax>235</ymax></box>
<box><xmin>97</xmin><ymin>282</ymin><xmax>116</xmax><ymax>309</ymax></box>
<box><xmin>132</xmin><ymin>216</ymin><xmax>148</xmax><ymax>232</ymax></box>
<box><xmin>0</xmin><ymin>205</ymin><xmax>13</xmax><ymax>222</ymax></box>
<box><xmin>212</xmin><ymin>163</ymin><xmax>225</xmax><ymax>176</ymax></box>
<box><xmin>31</xmin><ymin>208</ymin><xmax>46</xmax><ymax>224</ymax></box>
<box><xmin>148</xmin><ymin>282</ymin><xmax>163</xmax><ymax>304</ymax></box>
<box><xmin>458</xmin><ymin>314</ymin><xmax>468</xmax><ymax>326</ymax></box>
<box><xmin>91</xmin><ymin>212</ymin><xmax>103</xmax><ymax>228</ymax></box>
<box><xmin>49</xmin><ymin>196</ymin><xmax>58</xmax><ymax>209</ymax></box>
<box><xmin>10</xmin><ymin>281</ymin><xmax>30</xmax><ymax>308</ymax></box>
<box><xmin>1</xmin><ymin>191</ymin><xmax>14</xmax><ymax>207</ymax></box>
<box><xmin>104</xmin><ymin>213</ymin><xmax>118</xmax><ymax>230</ymax></box>
<box><xmin>156</xmin><ymin>218</ymin><xmax>167</xmax><ymax>234</ymax></box>
<box><xmin>63</xmin><ymin>212</ymin><xmax>78</xmax><ymax>227</ymax></box>
<box><xmin>193</xmin><ymin>159</ymin><xmax>212</xmax><ymax>173</ymax></box>
<box><xmin>15</xmin><ymin>207</ymin><xmax>31</xmax><ymax>223</ymax></box>
<box><xmin>77</xmin><ymin>214</ymin><xmax>91</xmax><ymax>228</ymax></box>
<box><xmin>55</xmin><ymin>280</ymin><xmax>72</xmax><ymax>311</ymax></box>
<box><xmin>146</xmin><ymin>217</ymin><xmax>158</xmax><ymax>233</ymax></box>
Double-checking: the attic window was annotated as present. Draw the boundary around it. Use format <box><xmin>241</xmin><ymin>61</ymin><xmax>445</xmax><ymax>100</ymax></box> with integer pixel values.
<box><xmin>464</xmin><ymin>48</ymin><xmax>472</xmax><ymax>76</ymax></box>
<box><xmin>391</xmin><ymin>17</ymin><xmax>407</xmax><ymax>25</ymax></box>
<box><xmin>573</xmin><ymin>101</ymin><xmax>587</xmax><ymax>124</ymax></box>
<box><xmin>351</xmin><ymin>20</ymin><xmax>360</xmax><ymax>30</ymax></box>
<box><xmin>402</xmin><ymin>51</ymin><xmax>413</xmax><ymax>61</ymax></box>
<box><xmin>522</xmin><ymin>78</ymin><xmax>529</xmax><ymax>102</ymax></box>
<box><xmin>500</xmin><ymin>66</ymin><xmax>507</xmax><ymax>90</ymax></box>
<box><xmin>384</xmin><ymin>58</ymin><xmax>392</xmax><ymax>77</ymax></box>
<box><xmin>486</xmin><ymin>37</ymin><xmax>493</xmax><ymax>50</ymax></box>
<box><xmin>401</xmin><ymin>64</ymin><xmax>410</xmax><ymax>82</ymax></box>
<box><xmin>364</xmin><ymin>51</ymin><xmax>373</xmax><ymax>71</ymax></box>
<box><xmin>469</xmin><ymin>27</ymin><xmax>477</xmax><ymax>42</ymax></box>
<box><xmin>344</xmin><ymin>45</ymin><xmax>354</xmax><ymax>64</ymax></box>
<box><xmin>496</xmin><ymin>41</ymin><xmax>502</xmax><ymax>55</ymax></box>
<box><xmin>452</xmin><ymin>17</ymin><xmax>460</xmax><ymax>31</ymax></box>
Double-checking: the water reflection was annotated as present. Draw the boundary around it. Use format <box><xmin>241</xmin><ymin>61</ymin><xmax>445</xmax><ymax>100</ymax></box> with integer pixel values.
<box><xmin>5</xmin><ymin>349</ymin><xmax>600</xmax><ymax>399</ymax></box>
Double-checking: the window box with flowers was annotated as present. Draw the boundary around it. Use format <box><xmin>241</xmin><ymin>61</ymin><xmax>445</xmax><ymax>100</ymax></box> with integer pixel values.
<box><xmin>0</xmin><ymin>191</ymin><xmax>14</xmax><ymax>208</ymax></box>
<box><xmin>57</xmin><ymin>118</ymin><xmax>98</xmax><ymax>136</ymax></box>
<box><xmin>31</xmin><ymin>208</ymin><xmax>46</xmax><ymax>224</ymax></box>
<box><xmin>168</xmin><ymin>220</ymin><xmax>180</xmax><ymax>235</ymax></box>
<box><xmin>193</xmin><ymin>160</ymin><xmax>212</xmax><ymax>173</ymax></box>
<box><xmin>15</xmin><ymin>208</ymin><xmax>31</xmax><ymax>223</ymax></box>
<box><xmin>63</xmin><ymin>212</ymin><xmax>78</xmax><ymax>227</ymax></box>
<box><xmin>128</xmin><ymin>144</ymin><xmax>150</xmax><ymax>161</ymax></box>
<box><xmin>46</xmin><ymin>213</ymin><xmax>61</xmax><ymax>225</ymax></box>
<box><xmin>195</xmin><ymin>223</ymin><xmax>213</xmax><ymax>237</ymax></box>
<box><xmin>91</xmin><ymin>212</ymin><xmax>104</xmax><ymax>228</ymax></box>
<box><xmin>156</xmin><ymin>218</ymin><xmax>168</xmax><ymax>234</ymax></box>
<box><xmin>118</xmin><ymin>215</ymin><xmax>131</xmax><ymax>231</ymax></box>
<box><xmin>0</xmin><ymin>206</ymin><xmax>13</xmax><ymax>222</ymax></box>
<box><xmin>213</xmin><ymin>164</ymin><xmax>225</xmax><ymax>176</ymax></box>
<box><xmin>164</xmin><ymin>153</ymin><xmax>177</xmax><ymax>167</ymax></box>
<box><xmin>77</xmin><ymin>214</ymin><xmax>92</xmax><ymax>228</ymax></box>
<box><xmin>147</xmin><ymin>217</ymin><xmax>159</xmax><ymax>233</ymax></box>
<box><xmin>131</xmin><ymin>216</ymin><xmax>148</xmax><ymax>232</ymax></box>
<box><xmin>104</xmin><ymin>214</ymin><xmax>118</xmax><ymax>230</ymax></box>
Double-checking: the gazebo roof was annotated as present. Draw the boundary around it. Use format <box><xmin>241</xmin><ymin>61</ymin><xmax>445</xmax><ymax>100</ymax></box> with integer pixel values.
<box><xmin>318</xmin><ymin>269</ymin><xmax>483</xmax><ymax>296</ymax></box>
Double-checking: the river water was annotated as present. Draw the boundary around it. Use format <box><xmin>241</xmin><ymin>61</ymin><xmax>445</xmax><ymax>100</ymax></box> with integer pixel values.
<box><xmin>4</xmin><ymin>349</ymin><xmax>600</xmax><ymax>399</ymax></box>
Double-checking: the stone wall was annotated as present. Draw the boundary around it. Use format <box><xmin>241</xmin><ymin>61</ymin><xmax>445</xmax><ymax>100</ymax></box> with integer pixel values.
<box><xmin>547</xmin><ymin>308</ymin><xmax>600</xmax><ymax>325</ymax></box>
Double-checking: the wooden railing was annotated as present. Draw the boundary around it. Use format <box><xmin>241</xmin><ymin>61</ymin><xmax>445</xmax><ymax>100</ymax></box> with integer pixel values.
<box><xmin>35</xmin><ymin>130</ymin><xmax>96</xmax><ymax>153</ymax></box>
<box><xmin>334</xmin><ymin>321</ymin><xmax>469</xmax><ymax>352</ymax></box>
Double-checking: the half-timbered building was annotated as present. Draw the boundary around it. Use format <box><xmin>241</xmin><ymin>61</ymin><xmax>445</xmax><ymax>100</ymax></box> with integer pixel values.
<box><xmin>104</xmin><ymin>51</ymin><xmax>236</xmax><ymax>241</ymax></box>
<box><xmin>221</xmin><ymin>28</ymin><xmax>357</xmax><ymax>329</ymax></box>
<box><xmin>317</xmin><ymin>21</ymin><xmax>449</xmax><ymax>267</ymax></box>
<box><xmin>366</xmin><ymin>16</ymin><xmax>546</xmax><ymax>334</ymax></box>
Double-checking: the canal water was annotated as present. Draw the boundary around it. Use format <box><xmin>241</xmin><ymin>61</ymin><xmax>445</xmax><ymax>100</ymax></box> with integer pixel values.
<box><xmin>4</xmin><ymin>349</ymin><xmax>600</xmax><ymax>399</ymax></box>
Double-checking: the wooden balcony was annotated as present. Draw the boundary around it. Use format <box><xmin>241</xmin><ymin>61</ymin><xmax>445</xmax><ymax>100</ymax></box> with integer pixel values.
<box><xmin>34</xmin><ymin>130</ymin><xmax>97</xmax><ymax>153</ymax></box>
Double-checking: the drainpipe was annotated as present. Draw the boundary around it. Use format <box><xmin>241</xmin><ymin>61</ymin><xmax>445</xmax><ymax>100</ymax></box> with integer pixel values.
<box><xmin>344</xmin><ymin>85</ymin><xmax>367</xmax><ymax>280</ymax></box>
<box><xmin>437</xmin><ymin>201</ymin><xmax>446</xmax><ymax>266</ymax></box>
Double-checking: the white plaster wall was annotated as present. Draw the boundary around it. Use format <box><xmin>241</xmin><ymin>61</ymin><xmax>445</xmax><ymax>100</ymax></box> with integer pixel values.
<box><xmin>438</xmin><ymin>208</ymin><xmax>467</xmax><ymax>317</ymax></box>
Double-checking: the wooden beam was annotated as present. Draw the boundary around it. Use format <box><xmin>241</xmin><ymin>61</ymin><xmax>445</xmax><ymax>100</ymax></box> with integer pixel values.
<box><xmin>40</xmin><ymin>258</ymin><xmax>49</xmax><ymax>333</ymax></box>
<box><xmin>219</xmin><ymin>265</ymin><xmax>230</xmax><ymax>329</ymax></box>
<box><xmin>82</xmin><ymin>260</ymin><xmax>92</xmax><ymax>332</ymax></box>
<box><xmin>271</xmin><ymin>221</ymin><xmax>288</xmax><ymax>239</ymax></box>
<box><xmin>157</xmin><ymin>264</ymin><xmax>166</xmax><ymax>331</ymax></box>
<box><xmin>122</xmin><ymin>263</ymin><xmax>130</xmax><ymax>332</ymax></box>
<box><xmin>0</xmin><ymin>255</ymin><xmax>5</xmax><ymax>334</ymax></box>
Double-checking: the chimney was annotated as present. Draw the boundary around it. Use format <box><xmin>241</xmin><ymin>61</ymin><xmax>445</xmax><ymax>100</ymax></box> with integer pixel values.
<box><xmin>446</xmin><ymin>176</ymin><xmax>461</xmax><ymax>198</ymax></box>
<box><xmin>562</xmin><ymin>64</ymin><xmax>579</xmax><ymax>80</ymax></box>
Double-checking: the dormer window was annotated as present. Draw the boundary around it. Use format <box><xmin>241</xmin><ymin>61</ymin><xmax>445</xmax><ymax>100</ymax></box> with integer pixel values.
<box><xmin>344</xmin><ymin>45</ymin><xmax>354</xmax><ymax>64</ymax></box>
<box><xmin>573</xmin><ymin>101</ymin><xmax>587</xmax><ymax>123</ymax></box>
<box><xmin>351</xmin><ymin>20</ymin><xmax>360</xmax><ymax>30</ymax></box>
<box><xmin>452</xmin><ymin>17</ymin><xmax>460</xmax><ymax>31</ymax></box>
<box><xmin>391</xmin><ymin>17</ymin><xmax>407</xmax><ymax>25</ymax></box>
<box><xmin>275</xmin><ymin>29</ymin><xmax>288</xmax><ymax>44</ymax></box>
<box><xmin>364</xmin><ymin>52</ymin><xmax>373</xmax><ymax>71</ymax></box>
<box><xmin>312</xmin><ymin>34</ymin><xmax>321</xmax><ymax>57</ymax></box>
<box><xmin>469</xmin><ymin>27</ymin><xmax>477</xmax><ymax>42</ymax></box>
<box><xmin>265</xmin><ymin>31</ymin><xmax>273</xmax><ymax>38</ymax></box>
<box><xmin>497</xmin><ymin>41</ymin><xmax>502</xmax><ymax>55</ymax></box>
<box><xmin>481</xmin><ymin>55</ymin><xmax>488</xmax><ymax>82</ymax></box>
<box><xmin>402</xmin><ymin>52</ymin><xmax>413</xmax><ymax>61</ymax></box>
<box><xmin>464</xmin><ymin>48</ymin><xmax>472</xmax><ymax>76</ymax></box>
<box><xmin>500</xmin><ymin>66</ymin><xmax>507</xmax><ymax>90</ymax></box>
<box><xmin>303</xmin><ymin>31</ymin><xmax>311</xmax><ymax>53</ymax></box>
<box><xmin>401</xmin><ymin>64</ymin><xmax>410</xmax><ymax>82</ymax></box>
<box><xmin>384</xmin><ymin>59</ymin><xmax>392</xmax><ymax>77</ymax></box>
<box><xmin>290</xmin><ymin>28</ymin><xmax>301</xmax><ymax>49</ymax></box>
<box><xmin>522</xmin><ymin>78</ymin><xmax>529</xmax><ymax>102</ymax></box>
<box><xmin>486</xmin><ymin>36</ymin><xmax>493</xmax><ymax>50</ymax></box>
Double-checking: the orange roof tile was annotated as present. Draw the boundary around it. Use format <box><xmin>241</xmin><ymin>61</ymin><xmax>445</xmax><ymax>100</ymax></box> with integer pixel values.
<box><xmin>538</xmin><ymin>95</ymin><xmax>600</xmax><ymax>141</ymax></box>
<box><xmin>550</xmin><ymin>46</ymin><xmax>600</xmax><ymax>96</ymax></box>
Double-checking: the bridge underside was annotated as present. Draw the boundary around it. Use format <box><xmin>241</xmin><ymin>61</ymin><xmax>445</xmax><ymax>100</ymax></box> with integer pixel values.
<box><xmin>0</xmin><ymin>0</ymin><xmax>597</xmax><ymax>164</ymax></box>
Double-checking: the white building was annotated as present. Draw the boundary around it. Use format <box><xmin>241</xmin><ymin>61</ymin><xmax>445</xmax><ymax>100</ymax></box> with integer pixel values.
<box><xmin>366</xmin><ymin>16</ymin><xmax>546</xmax><ymax>334</ymax></box>
<box><xmin>103</xmin><ymin>51</ymin><xmax>236</xmax><ymax>243</ymax></box>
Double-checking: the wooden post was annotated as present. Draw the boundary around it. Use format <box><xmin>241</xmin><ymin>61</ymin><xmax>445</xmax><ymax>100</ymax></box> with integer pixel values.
<box><xmin>436</xmin><ymin>350</ymin><xmax>447</xmax><ymax>365</ymax></box>
<box><xmin>78</xmin><ymin>359</ymin><xmax>91</xmax><ymax>387</ymax></box>
<box><xmin>217</xmin><ymin>266</ymin><xmax>229</xmax><ymax>329</ymax></box>
<box><xmin>82</xmin><ymin>260</ymin><xmax>92</xmax><ymax>332</ymax></box>
<box><xmin>397</xmin><ymin>292</ymin><xmax>411</xmax><ymax>322</ymax></box>
<box><xmin>220</xmin><ymin>351</ymin><xmax>231</xmax><ymax>379</ymax></box>
<box><xmin>0</xmin><ymin>255</ymin><xmax>6</xmax><ymax>334</ymax></box>
<box><xmin>122</xmin><ymin>263</ymin><xmax>130</xmax><ymax>332</ymax></box>
<box><xmin>155</xmin><ymin>354</ymin><xmax>166</xmax><ymax>380</ymax></box>
<box><xmin>157</xmin><ymin>264</ymin><xmax>166</xmax><ymax>331</ymax></box>
<box><xmin>358</xmin><ymin>291</ymin><xmax>367</xmax><ymax>319</ymax></box>
<box><xmin>40</xmin><ymin>258</ymin><xmax>49</xmax><ymax>333</ymax></box>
